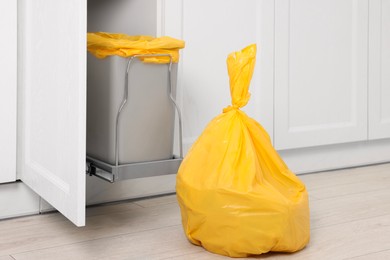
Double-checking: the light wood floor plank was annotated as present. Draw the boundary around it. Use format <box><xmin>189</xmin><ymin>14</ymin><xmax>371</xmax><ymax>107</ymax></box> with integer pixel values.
<box><xmin>347</xmin><ymin>249</ymin><xmax>390</xmax><ymax>260</ymax></box>
<box><xmin>307</xmin><ymin>173</ymin><xmax>390</xmax><ymax>200</ymax></box>
<box><xmin>162</xmin><ymin>251</ymin><xmax>228</xmax><ymax>260</ymax></box>
<box><xmin>1</xmin><ymin>163</ymin><xmax>390</xmax><ymax>259</ymax></box>
<box><xmin>310</xmin><ymin>188</ymin><xmax>390</xmax><ymax>229</ymax></box>
<box><xmin>299</xmin><ymin>164</ymin><xmax>390</xmax><ymax>189</ymax></box>
<box><xmin>0</xmin><ymin>202</ymin><xmax>142</xmax><ymax>231</ymax></box>
<box><xmin>0</xmin><ymin>211</ymin><xmax>68</xmax><ymax>230</ymax></box>
<box><xmin>270</xmin><ymin>213</ymin><xmax>390</xmax><ymax>259</ymax></box>
<box><xmin>0</xmin><ymin>203</ymin><xmax>181</xmax><ymax>256</ymax></box>
<box><xmin>133</xmin><ymin>194</ymin><xmax>177</xmax><ymax>208</ymax></box>
<box><xmin>0</xmin><ymin>256</ymin><xmax>14</xmax><ymax>260</ymax></box>
<box><xmin>85</xmin><ymin>201</ymin><xmax>142</xmax><ymax>217</ymax></box>
<box><xmin>14</xmin><ymin>212</ymin><xmax>390</xmax><ymax>260</ymax></box>
<box><xmin>300</xmin><ymin>163</ymin><xmax>390</xmax><ymax>191</ymax></box>
<box><xmin>11</xmin><ymin>225</ymin><xmax>201</xmax><ymax>260</ymax></box>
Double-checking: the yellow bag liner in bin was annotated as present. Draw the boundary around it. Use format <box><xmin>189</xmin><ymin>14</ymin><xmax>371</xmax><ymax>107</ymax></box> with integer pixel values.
<box><xmin>87</xmin><ymin>32</ymin><xmax>185</xmax><ymax>63</ymax></box>
<box><xmin>176</xmin><ymin>44</ymin><xmax>310</xmax><ymax>257</ymax></box>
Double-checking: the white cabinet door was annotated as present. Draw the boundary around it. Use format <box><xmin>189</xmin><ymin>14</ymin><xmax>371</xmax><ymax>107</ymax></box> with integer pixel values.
<box><xmin>369</xmin><ymin>0</ymin><xmax>390</xmax><ymax>140</ymax></box>
<box><xmin>0</xmin><ymin>0</ymin><xmax>17</xmax><ymax>183</ymax></box>
<box><xmin>274</xmin><ymin>0</ymin><xmax>369</xmax><ymax>150</ymax></box>
<box><xmin>161</xmin><ymin>0</ymin><xmax>274</xmax><ymax>150</ymax></box>
<box><xmin>18</xmin><ymin>0</ymin><xmax>86</xmax><ymax>226</ymax></box>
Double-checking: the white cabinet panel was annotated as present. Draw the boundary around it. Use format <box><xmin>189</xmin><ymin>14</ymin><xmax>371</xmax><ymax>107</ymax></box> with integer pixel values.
<box><xmin>0</xmin><ymin>0</ymin><xmax>17</xmax><ymax>183</ymax></box>
<box><xmin>369</xmin><ymin>0</ymin><xmax>390</xmax><ymax>139</ymax></box>
<box><xmin>18</xmin><ymin>0</ymin><xmax>86</xmax><ymax>226</ymax></box>
<box><xmin>181</xmin><ymin>0</ymin><xmax>257</xmax><ymax>140</ymax></box>
<box><xmin>275</xmin><ymin>0</ymin><xmax>369</xmax><ymax>150</ymax></box>
<box><xmin>162</xmin><ymin>0</ymin><xmax>274</xmax><ymax>150</ymax></box>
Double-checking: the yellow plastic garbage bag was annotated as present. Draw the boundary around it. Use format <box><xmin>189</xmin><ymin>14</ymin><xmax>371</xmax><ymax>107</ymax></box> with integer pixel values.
<box><xmin>176</xmin><ymin>44</ymin><xmax>310</xmax><ymax>257</ymax></box>
<box><xmin>87</xmin><ymin>32</ymin><xmax>185</xmax><ymax>63</ymax></box>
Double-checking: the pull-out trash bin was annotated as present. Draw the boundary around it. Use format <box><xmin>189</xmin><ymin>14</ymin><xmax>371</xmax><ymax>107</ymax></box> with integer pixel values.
<box><xmin>86</xmin><ymin>33</ymin><xmax>185</xmax><ymax>182</ymax></box>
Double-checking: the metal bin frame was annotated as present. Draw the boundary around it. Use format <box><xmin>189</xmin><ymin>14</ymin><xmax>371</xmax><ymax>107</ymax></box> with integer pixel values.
<box><xmin>86</xmin><ymin>54</ymin><xmax>183</xmax><ymax>183</ymax></box>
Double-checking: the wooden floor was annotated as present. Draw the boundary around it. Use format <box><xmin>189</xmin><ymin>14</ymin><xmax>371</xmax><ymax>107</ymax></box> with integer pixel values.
<box><xmin>1</xmin><ymin>163</ymin><xmax>390</xmax><ymax>260</ymax></box>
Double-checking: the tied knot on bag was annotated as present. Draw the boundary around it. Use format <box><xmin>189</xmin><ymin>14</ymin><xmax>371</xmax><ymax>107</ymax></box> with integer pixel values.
<box><xmin>223</xmin><ymin>105</ymin><xmax>240</xmax><ymax>113</ymax></box>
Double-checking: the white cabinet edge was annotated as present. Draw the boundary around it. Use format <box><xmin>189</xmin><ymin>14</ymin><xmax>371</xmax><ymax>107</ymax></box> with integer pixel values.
<box><xmin>17</xmin><ymin>0</ymin><xmax>86</xmax><ymax>226</ymax></box>
<box><xmin>0</xmin><ymin>0</ymin><xmax>17</xmax><ymax>183</ymax></box>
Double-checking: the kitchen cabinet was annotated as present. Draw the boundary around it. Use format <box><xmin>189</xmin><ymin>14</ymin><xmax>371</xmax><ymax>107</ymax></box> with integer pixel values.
<box><xmin>4</xmin><ymin>0</ymin><xmax>389</xmax><ymax>226</ymax></box>
<box><xmin>163</xmin><ymin>0</ymin><xmax>390</xmax><ymax>173</ymax></box>
<box><xmin>18</xmin><ymin>0</ymin><xmax>87</xmax><ymax>226</ymax></box>
<box><xmin>12</xmin><ymin>0</ymin><xmax>273</xmax><ymax>226</ymax></box>
<box><xmin>15</xmin><ymin>0</ymin><xmax>166</xmax><ymax>227</ymax></box>
<box><xmin>162</xmin><ymin>0</ymin><xmax>274</xmax><ymax>147</ymax></box>
<box><xmin>369</xmin><ymin>0</ymin><xmax>390</xmax><ymax>140</ymax></box>
<box><xmin>274</xmin><ymin>0</ymin><xmax>369</xmax><ymax>150</ymax></box>
<box><xmin>0</xmin><ymin>0</ymin><xmax>17</xmax><ymax>183</ymax></box>
<box><xmin>274</xmin><ymin>0</ymin><xmax>390</xmax><ymax>150</ymax></box>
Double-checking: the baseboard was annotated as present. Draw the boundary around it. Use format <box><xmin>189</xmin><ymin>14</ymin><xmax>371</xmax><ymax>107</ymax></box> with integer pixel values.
<box><xmin>0</xmin><ymin>181</ymin><xmax>40</xmax><ymax>219</ymax></box>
